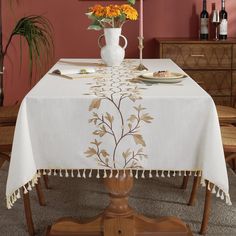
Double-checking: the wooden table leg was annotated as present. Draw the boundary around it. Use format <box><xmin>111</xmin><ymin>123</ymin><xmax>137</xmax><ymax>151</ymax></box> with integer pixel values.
<box><xmin>200</xmin><ymin>181</ymin><xmax>212</xmax><ymax>235</ymax></box>
<box><xmin>46</xmin><ymin>171</ymin><xmax>193</xmax><ymax>236</ymax></box>
<box><xmin>181</xmin><ymin>175</ymin><xmax>189</xmax><ymax>189</ymax></box>
<box><xmin>35</xmin><ymin>178</ymin><xmax>46</xmax><ymax>206</ymax></box>
<box><xmin>23</xmin><ymin>191</ymin><xmax>35</xmax><ymax>236</ymax></box>
<box><xmin>188</xmin><ymin>173</ymin><xmax>201</xmax><ymax>206</ymax></box>
<box><xmin>43</xmin><ymin>175</ymin><xmax>51</xmax><ymax>189</ymax></box>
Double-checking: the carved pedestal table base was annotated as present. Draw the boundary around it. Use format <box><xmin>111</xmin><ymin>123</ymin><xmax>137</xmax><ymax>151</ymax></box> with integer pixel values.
<box><xmin>46</xmin><ymin>172</ymin><xmax>192</xmax><ymax>236</ymax></box>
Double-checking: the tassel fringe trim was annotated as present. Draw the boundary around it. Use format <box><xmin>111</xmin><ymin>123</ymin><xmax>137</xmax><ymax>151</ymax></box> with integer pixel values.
<box><xmin>6</xmin><ymin>169</ymin><xmax>232</xmax><ymax>209</ymax></box>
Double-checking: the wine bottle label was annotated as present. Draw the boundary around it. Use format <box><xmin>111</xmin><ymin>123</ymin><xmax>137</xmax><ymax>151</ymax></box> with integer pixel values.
<box><xmin>220</xmin><ymin>19</ymin><xmax>228</xmax><ymax>35</ymax></box>
<box><xmin>200</xmin><ymin>18</ymin><xmax>208</xmax><ymax>34</ymax></box>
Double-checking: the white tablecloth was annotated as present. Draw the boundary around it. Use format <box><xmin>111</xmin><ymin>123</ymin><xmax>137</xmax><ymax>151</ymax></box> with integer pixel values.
<box><xmin>6</xmin><ymin>59</ymin><xmax>231</xmax><ymax>208</ymax></box>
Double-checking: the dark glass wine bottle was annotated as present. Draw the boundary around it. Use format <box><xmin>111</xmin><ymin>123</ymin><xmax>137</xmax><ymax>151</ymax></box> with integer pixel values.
<box><xmin>219</xmin><ymin>0</ymin><xmax>228</xmax><ymax>40</ymax></box>
<box><xmin>200</xmin><ymin>0</ymin><xmax>209</xmax><ymax>40</ymax></box>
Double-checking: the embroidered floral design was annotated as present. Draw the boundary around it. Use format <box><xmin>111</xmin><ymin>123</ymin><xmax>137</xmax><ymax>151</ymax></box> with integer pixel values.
<box><xmin>84</xmin><ymin>61</ymin><xmax>153</xmax><ymax>169</ymax></box>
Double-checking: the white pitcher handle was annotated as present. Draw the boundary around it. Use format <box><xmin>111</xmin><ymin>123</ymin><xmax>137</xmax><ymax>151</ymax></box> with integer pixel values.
<box><xmin>98</xmin><ymin>34</ymin><xmax>105</xmax><ymax>49</ymax></box>
<box><xmin>120</xmin><ymin>35</ymin><xmax>128</xmax><ymax>49</ymax></box>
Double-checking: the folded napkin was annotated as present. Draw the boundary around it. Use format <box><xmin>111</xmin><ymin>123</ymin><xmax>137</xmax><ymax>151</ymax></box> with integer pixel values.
<box><xmin>50</xmin><ymin>67</ymin><xmax>101</xmax><ymax>80</ymax></box>
<box><xmin>59</xmin><ymin>60</ymin><xmax>105</xmax><ymax>67</ymax></box>
<box><xmin>52</xmin><ymin>68</ymin><xmax>96</xmax><ymax>75</ymax></box>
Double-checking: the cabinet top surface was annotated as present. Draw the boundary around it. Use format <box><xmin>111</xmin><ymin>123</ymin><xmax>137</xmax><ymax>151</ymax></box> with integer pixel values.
<box><xmin>156</xmin><ymin>38</ymin><xmax>236</xmax><ymax>44</ymax></box>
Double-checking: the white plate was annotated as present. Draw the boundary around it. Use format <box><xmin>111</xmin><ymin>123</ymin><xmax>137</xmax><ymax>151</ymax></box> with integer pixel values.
<box><xmin>139</xmin><ymin>72</ymin><xmax>186</xmax><ymax>83</ymax></box>
<box><xmin>141</xmin><ymin>72</ymin><xmax>186</xmax><ymax>79</ymax></box>
<box><xmin>139</xmin><ymin>77</ymin><xmax>183</xmax><ymax>83</ymax></box>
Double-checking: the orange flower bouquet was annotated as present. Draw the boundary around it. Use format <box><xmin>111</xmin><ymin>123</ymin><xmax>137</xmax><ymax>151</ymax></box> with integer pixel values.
<box><xmin>86</xmin><ymin>1</ymin><xmax>138</xmax><ymax>30</ymax></box>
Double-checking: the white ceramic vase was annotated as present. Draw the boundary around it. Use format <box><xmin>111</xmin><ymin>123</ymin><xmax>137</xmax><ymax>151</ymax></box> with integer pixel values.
<box><xmin>98</xmin><ymin>28</ymin><xmax>128</xmax><ymax>67</ymax></box>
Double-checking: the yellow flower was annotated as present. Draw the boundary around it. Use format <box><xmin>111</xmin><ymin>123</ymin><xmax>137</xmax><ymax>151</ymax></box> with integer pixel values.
<box><xmin>90</xmin><ymin>4</ymin><xmax>105</xmax><ymax>17</ymax></box>
<box><xmin>121</xmin><ymin>4</ymin><xmax>138</xmax><ymax>20</ymax></box>
<box><xmin>104</xmin><ymin>5</ymin><xmax>121</xmax><ymax>18</ymax></box>
<box><xmin>87</xmin><ymin>3</ymin><xmax>138</xmax><ymax>30</ymax></box>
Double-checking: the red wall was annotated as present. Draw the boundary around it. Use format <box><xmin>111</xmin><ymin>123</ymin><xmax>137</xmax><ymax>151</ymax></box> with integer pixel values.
<box><xmin>3</xmin><ymin>0</ymin><xmax>236</xmax><ymax>105</ymax></box>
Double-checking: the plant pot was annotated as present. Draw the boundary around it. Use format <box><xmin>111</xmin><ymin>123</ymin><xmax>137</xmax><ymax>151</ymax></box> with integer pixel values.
<box><xmin>98</xmin><ymin>28</ymin><xmax>128</xmax><ymax>67</ymax></box>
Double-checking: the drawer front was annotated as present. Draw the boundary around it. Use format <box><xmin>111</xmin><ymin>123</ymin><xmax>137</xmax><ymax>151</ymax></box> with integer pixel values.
<box><xmin>233</xmin><ymin>45</ymin><xmax>236</xmax><ymax>69</ymax></box>
<box><xmin>186</xmin><ymin>70</ymin><xmax>232</xmax><ymax>96</ymax></box>
<box><xmin>162</xmin><ymin>44</ymin><xmax>232</xmax><ymax>69</ymax></box>
<box><xmin>232</xmin><ymin>96</ymin><xmax>236</xmax><ymax>107</ymax></box>
<box><xmin>212</xmin><ymin>96</ymin><xmax>232</xmax><ymax>106</ymax></box>
<box><xmin>232</xmin><ymin>71</ymin><xmax>236</xmax><ymax>96</ymax></box>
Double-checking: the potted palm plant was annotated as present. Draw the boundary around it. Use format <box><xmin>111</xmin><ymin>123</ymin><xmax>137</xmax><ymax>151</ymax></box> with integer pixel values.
<box><xmin>0</xmin><ymin>0</ymin><xmax>54</xmax><ymax>105</ymax></box>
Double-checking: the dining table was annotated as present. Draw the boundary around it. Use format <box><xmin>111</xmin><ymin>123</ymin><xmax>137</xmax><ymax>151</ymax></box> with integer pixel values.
<box><xmin>6</xmin><ymin>59</ymin><xmax>231</xmax><ymax>236</ymax></box>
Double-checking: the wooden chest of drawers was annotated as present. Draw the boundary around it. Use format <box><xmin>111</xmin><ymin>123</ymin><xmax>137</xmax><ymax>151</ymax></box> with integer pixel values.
<box><xmin>156</xmin><ymin>39</ymin><xmax>236</xmax><ymax>106</ymax></box>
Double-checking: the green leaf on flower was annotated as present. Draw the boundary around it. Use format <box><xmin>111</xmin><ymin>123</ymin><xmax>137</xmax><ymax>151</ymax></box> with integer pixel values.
<box><xmin>101</xmin><ymin>18</ymin><xmax>112</xmax><ymax>23</ymax></box>
<box><xmin>119</xmin><ymin>13</ymin><xmax>126</xmax><ymax>22</ymax></box>
<box><xmin>128</xmin><ymin>0</ymin><xmax>135</xmax><ymax>5</ymax></box>
<box><xmin>88</xmin><ymin>25</ymin><xmax>102</xmax><ymax>31</ymax></box>
<box><xmin>85</xmin><ymin>12</ymin><xmax>96</xmax><ymax>20</ymax></box>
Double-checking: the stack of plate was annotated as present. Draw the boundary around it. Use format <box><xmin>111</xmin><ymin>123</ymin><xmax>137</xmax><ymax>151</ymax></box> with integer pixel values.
<box><xmin>138</xmin><ymin>72</ymin><xmax>187</xmax><ymax>83</ymax></box>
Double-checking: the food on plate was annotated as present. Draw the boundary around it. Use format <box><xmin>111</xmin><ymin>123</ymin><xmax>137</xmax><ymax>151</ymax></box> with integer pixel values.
<box><xmin>80</xmin><ymin>69</ymin><xmax>89</xmax><ymax>74</ymax></box>
<box><xmin>153</xmin><ymin>70</ymin><xmax>172</xmax><ymax>78</ymax></box>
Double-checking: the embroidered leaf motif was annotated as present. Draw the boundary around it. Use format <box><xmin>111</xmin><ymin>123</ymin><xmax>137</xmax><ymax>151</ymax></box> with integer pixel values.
<box><xmin>89</xmin><ymin>98</ymin><xmax>102</xmax><ymax>111</ymax></box>
<box><xmin>128</xmin><ymin>123</ymin><xmax>132</xmax><ymax>130</ymax></box>
<box><xmin>128</xmin><ymin>86</ymin><xmax>141</xmax><ymax>94</ymax></box>
<box><xmin>105</xmin><ymin>112</ymin><xmax>114</xmax><ymax>124</ymax></box>
<box><xmin>93</xmin><ymin>130</ymin><xmax>105</xmax><ymax>137</ymax></box>
<box><xmin>129</xmin><ymin>95</ymin><xmax>141</xmax><ymax>102</ymax></box>
<box><xmin>100</xmin><ymin>149</ymin><xmax>109</xmax><ymax>158</ymax></box>
<box><xmin>101</xmin><ymin>125</ymin><xmax>106</xmax><ymax>131</ymax></box>
<box><xmin>85</xmin><ymin>63</ymin><xmax>154</xmax><ymax>168</ymax></box>
<box><xmin>93</xmin><ymin>125</ymin><xmax>107</xmax><ymax>137</ymax></box>
<box><xmin>91</xmin><ymin>139</ymin><xmax>102</xmax><ymax>147</ymax></box>
<box><xmin>133</xmin><ymin>134</ymin><xmax>146</xmax><ymax>147</ymax></box>
<box><xmin>85</xmin><ymin>147</ymin><xmax>97</xmax><ymax>157</ymax></box>
<box><xmin>127</xmin><ymin>114</ymin><xmax>137</xmax><ymax>123</ymax></box>
<box><xmin>134</xmin><ymin>105</ymin><xmax>146</xmax><ymax>112</ymax></box>
<box><xmin>122</xmin><ymin>149</ymin><xmax>132</xmax><ymax>159</ymax></box>
<box><xmin>93</xmin><ymin>130</ymin><xmax>100</xmax><ymax>136</ymax></box>
<box><xmin>93</xmin><ymin>112</ymin><xmax>99</xmax><ymax>117</ymax></box>
<box><xmin>141</xmin><ymin>113</ymin><xmax>154</xmax><ymax>123</ymax></box>
<box><xmin>89</xmin><ymin>118</ymin><xmax>98</xmax><ymax>125</ymax></box>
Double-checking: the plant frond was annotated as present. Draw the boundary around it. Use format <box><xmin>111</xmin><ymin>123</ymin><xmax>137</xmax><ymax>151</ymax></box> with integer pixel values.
<box><xmin>4</xmin><ymin>15</ymin><xmax>54</xmax><ymax>81</ymax></box>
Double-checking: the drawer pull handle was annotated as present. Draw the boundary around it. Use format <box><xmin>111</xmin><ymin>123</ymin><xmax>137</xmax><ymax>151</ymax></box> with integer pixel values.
<box><xmin>190</xmin><ymin>54</ymin><xmax>205</xmax><ymax>57</ymax></box>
